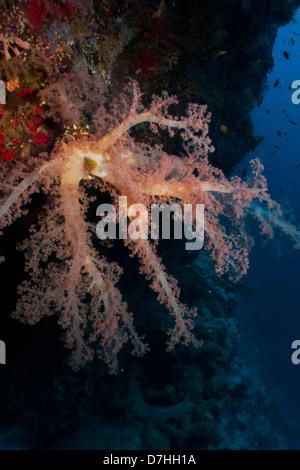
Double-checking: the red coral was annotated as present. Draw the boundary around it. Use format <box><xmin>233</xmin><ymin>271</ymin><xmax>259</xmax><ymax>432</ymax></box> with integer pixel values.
<box><xmin>57</xmin><ymin>1</ymin><xmax>75</xmax><ymax>18</ymax></box>
<box><xmin>2</xmin><ymin>149</ymin><xmax>16</xmax><ymax>161</ymax></box>
<box><xmin>26</xmin><ymin>0</ymin><xmax>53</xmax><ymax>31</ymax></box>
<box><xmin>17</xmin><ymin>89</ymin><xmax>35</xmax><ymax>102</ymax></box>
<box><xmin>0</xmin><ymin>133</ymin><xmax>5</xmax><ymax>151</ymax></box>
<box><xmin>148</xmin><ymin>19</ymin><xmax>170</xmax><ymax>41</ymax></box>
<box><xmin>32</xmin><ymin>131</ymin><xmax>49</xmax><ymax>145</ymax></box>
<box><xmin>27</xmin><ymin>115</ymin><xmax>43</xmax><ymax>132</ymax></box>
<box><xmin>34</xmin><ymin>105</ymin><xmax>44</xmax><ymax>115</ymax></box>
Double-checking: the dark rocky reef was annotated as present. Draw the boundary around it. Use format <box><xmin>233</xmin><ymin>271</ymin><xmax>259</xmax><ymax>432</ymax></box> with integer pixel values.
<box><xmin>112</xmin><ymin>0</ymin><xmax>300</xmax><ymax>173</ymax></box>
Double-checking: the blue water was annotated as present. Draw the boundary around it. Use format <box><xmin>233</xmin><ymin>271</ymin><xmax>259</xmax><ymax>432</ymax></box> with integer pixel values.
<box><xmin>235</xmin><ymin>7</ymin><xmax>300</xmax><ymax>447</ymax></box>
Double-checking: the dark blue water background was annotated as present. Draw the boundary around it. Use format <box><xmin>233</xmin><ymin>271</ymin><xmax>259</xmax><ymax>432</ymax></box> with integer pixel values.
<box><xmin>235</xmin><ymin>7</ymin><xmax>300</xmax><ymax>446</ymax></box>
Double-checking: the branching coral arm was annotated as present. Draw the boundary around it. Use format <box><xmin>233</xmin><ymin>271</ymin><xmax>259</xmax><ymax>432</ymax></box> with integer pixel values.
<box><xmin>0</xmin><ymin>159</ymin><xmax>59</xmax><ymax>220</ymax></box>
<box><xmin>90</xmin><ymin>82</ymin><xmax>212</xmax><ymax>154</ymax></box>
<box><xmin>130</xmin><ymin>238</ymin><xmax>200</xmax><ymax>350</ymax></box>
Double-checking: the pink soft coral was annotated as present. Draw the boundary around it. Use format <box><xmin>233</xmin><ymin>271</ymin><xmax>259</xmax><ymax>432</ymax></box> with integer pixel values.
<box><xmin>0</xmin><ymin>81</ymin><xmax>299</xmax><ymax>373</ymax></box>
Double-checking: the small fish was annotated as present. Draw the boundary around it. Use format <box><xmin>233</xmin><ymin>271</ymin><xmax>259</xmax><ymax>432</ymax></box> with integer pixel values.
<box><xmin>253</xmin><ymin>59</ymin><xmax>261</xmax><ymax>70</ymax></box>
<box><xmin>291</xmin><ymin>179</ymin><xmax>295</xmax><ymax>184</ymax></box>
<box><xmin>274</xmin><ymin>145</ymin><xmax>279</xmax><ymax>149</ymax></box>
<box><xmin>214</xmin><ymin>50</ymin><xmax>227</xmax><ymax>59</ymax></box>
<box><xmin>258</xmin><ymin>96</ymin><xmax>264</xmax><ymax>106</ymax></box>
<box><xmin>26</xmin><ymin>245</ymin><xmax>33</xmax><ymax>260</ymax></box>
<box><xmin>266</xmin><ymin>109</ymin><xmax>271</xmax><ymax>114</ymax></box>
<box><xmin>289</xmin><ymin>119</ymin><xmax>297</xmax><ymax>125</ymax></box>
<box><xmin>291</xmin><ymin>38</ymin><xmax>295</xmax><ymax>46</ymax></box>
<box><xmin>277</xmin><ymin>130</ymin><xmax>281</xmax><ymax>136</ymax></box>
<box><xmin>274</xmin><ymin>78</ymin><xmax>280</xmax><ymax>88</ymax></box>
<box><xmin>220</xmin><ymin>124</ymin><xmax>228</xmax><ymax>134</ymax></box>
<box><xmin>152</xmin><ymin>0</ymin><xmax>166</xmax><ymax>19</ymax></box>
<box><xmin>242</xmin><ymin>168</ymin><xmax>247</xmax><ymax>177</ymax></box>
<box><xmin>283</xmin><ymin>50</ymin><xmax>290</xmax><ymax>60</ymax></box>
